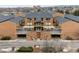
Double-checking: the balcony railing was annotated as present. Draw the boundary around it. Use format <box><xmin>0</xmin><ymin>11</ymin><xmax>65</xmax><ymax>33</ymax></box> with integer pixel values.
<box><xmin>50</xmin><ymin>28</ymin><xmax>61</xmax><ymax>35</ymax></box>
<box><xmin>34</xmin><ymin>25</ymin><xmax>42</xmax><ymax>27</ymax></box>
<box><xmin>16</xmin><ymin>28</ymin><xmax>26</xmax><ymax>34</ymax></box>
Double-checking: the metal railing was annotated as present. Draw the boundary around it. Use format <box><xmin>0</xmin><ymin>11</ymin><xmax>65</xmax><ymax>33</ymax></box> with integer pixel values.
<box><xmin>16</xmin><ymin>28</ymin><xmax>26</xmax><ymax>34</ymax></box>
<box><xmin>50</xmin><ymin>28</ymin><xmax>61</xmax><ymax>34</ymax></box>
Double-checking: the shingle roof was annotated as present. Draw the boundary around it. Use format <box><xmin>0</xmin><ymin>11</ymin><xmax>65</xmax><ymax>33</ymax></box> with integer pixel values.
<box><xmin>0</xmin><ymin>15</ymin><xmax>23</xmax><ymax>24</ymax></box>
<box><xmin>26</xmin><ymin>12</ymin><xmax>52</xmax><ymax>22</ymax></box>
<box><xmin>10</xmin><ymin>16</ymin><xmax>23</xmax><ymax>24</ymax></box>
<box><xmin>0</xmin><ymin>15</ymin><xmax>14</xmax><ymax>23</ymax></box>
<box><xmin>55</xmin><ymin>14</ymin><xmax>79</xmax><ymax>25</ymax></box>
<box><xmin>64</xmin><ymin>14</ymin><xmax>79</xmax><ymax>23</ymax></box>
<box><xmin>55</xmin><ymin>16</ymin><xmax>69</xmax><ymax>24</ymax></box>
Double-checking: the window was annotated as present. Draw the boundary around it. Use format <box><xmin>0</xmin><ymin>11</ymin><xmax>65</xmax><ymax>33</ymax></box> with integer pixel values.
<box><xmin>46</xmin><ymin>18</ymin><xmax>50</xmax><ymax>20</ymax></box>
<box><xmin>27</xmin><ymin>18</ymin><xmax>32</xmax><ymax>20</ymax></box>
<box><xmin>27</xmin><ymin>23</ymin><xmax>32</xmax><ymax>26</ymax></box>
<box><xmin>34</xmin><ymin>27</ymin><xmax>42</xmax><ymax>31</ymax></box>
<box><xmin>34</xmin><ymin>18</ymin><xmax>36</xmax><ymax>20</ymax></box>
<box><xmin>41</xmin><ymin>18</ymin><xmax>43</xmax><ymax>21</ymax></box>
<box><xmin>45</xmin><ymin>23</ymin><xmax>51</xmax><ymax>26</ymax></box>
<box><xmin>34</xmin><ymin>22</ymin><xmax>42</xmax><ymax>26</ymax></box>
<box><xmin>44</xmin><ymin>28</ymin><xmax>51</xmax><ymax>31</ymax></box>
<box><xmin>27</xmin><ymin>28</ymin><xmax>33</xmax><ymax>31</ymax></box>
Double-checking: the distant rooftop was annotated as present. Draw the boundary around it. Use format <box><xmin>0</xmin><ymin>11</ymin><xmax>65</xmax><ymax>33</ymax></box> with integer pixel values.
<box><xmin>0</xmin><ymin>15</ymin><xmax>14</xmax><ymax>23</ymax></box>
<box><xmin>64</xmin><ymin>14</ymin><xmax>79</xmax><ymax>22</ymax></box>
<box><xmin>0</xmin><ymin>15</ymin><xmax>23</xmax><ymax>24</ymax></box>
<box><xmin>10</xmin><ymin>16</ymin><xmax>23</xmax><ymax>24</ymax></box>
<box><xmin>55</xmin><ymin>16</ymin><xmax>69</xmax><ymax>25</ymax></box>
<box><xmin>55</xmin><ymin>14</ymin><xmax>79</xmax><ymax>25</ymax></box>
<box><xmin>0</xmin><ymin>13</ymin><xmax>79</xmax><ymax>24</ymax></box>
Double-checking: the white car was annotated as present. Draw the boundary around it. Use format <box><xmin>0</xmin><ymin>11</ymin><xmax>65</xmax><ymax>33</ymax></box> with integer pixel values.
<box><xmin>1</xmin><ymin>48</ymin><xmax>12</xmax><ymax>52</ymax></box>
<box><xmin>63</xmin><ymin>47</ymin><xmax>72</xmax><ymax>52</ymax></box>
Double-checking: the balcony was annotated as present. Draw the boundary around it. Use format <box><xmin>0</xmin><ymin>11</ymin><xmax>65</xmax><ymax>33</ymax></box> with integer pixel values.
<box><xmin>16</xmin><ymin>28</ymin><xmax>26</xmax><ymax>34</ymax></box>
<box><xmin>34</xmin><ymin>23</ymin><xmax>43</xmax><ymax>27</ymax></box>
<box><xmin>34</xmin><ymin>25</ymin><xmax>42</xmax><ymax>27</ymax></box>
<box><xmin>23</xmin><ymin>26</ymin><xmax>34</xmax><ymax>31</ymax></box>
<box><xmin>50</xmin><ymin>28</ymin><xmax>61</xmax><ymax>35</ymax></box>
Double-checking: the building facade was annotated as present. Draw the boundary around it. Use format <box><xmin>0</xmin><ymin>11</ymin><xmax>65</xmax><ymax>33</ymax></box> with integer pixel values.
<box><xmin>0</xmin><ymin>8</ymin><xmax>79</xmax><ymax>40</ymax></box>
<box><xmin>0</xmin><ymin>21</ymin><xmax>16</xmax><ymax>39</ymax></box>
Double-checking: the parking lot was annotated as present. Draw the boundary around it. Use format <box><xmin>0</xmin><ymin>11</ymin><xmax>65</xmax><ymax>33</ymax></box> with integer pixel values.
<box><xmin>0</xmin><ymin>39</ymin><xmax>79</xmax><ymax>52</ymax></box>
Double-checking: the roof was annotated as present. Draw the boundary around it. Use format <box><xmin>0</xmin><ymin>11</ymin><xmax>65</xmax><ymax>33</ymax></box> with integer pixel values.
<box><xmin>0</xmin><ymin>15</ymin><xmax>23</xmax><ymax>24</ymax></box>
<box><xmin>10</xmin><ymin>16</ymin><xmax>23</xmax><ymax>24</ymax></box>
<box><xmin>0</xmin><ymin>15</ymin><xmax>14</xmax><ymax>23</ymax></box>
<box><xmin>26</xmin><ymin>11</ymin><xmax>52</xmax><ymax>22</ymax></box>
<box><xmin>55</xmin><ymin>16</ymin><xmax>69</xmax><ymax>24</ymax></box>
<box><xmin>64</xmin><ymin>14</ymin><xmax>79</xmax><ymax>23</ymax></box>
<box><xmin>55</xmin><ymin>14</ymin><xmax>79</xmax><ymax>25</ymax></box>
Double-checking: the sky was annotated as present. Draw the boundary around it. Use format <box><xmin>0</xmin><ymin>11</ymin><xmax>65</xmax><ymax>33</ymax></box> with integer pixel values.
<box><xmin>0</xmin><ymin>5</ymin><xmax>33</xmax><ymax>8</ymax></box>
<box><xmin>0</xmin><ymin>0</ymin><xmax>78</xmax><ymax>8</ymax></box>
<box><xmin>0</xmin><ymin>5</ymin><xmax>55</xmax><ymax>8</ymax></box>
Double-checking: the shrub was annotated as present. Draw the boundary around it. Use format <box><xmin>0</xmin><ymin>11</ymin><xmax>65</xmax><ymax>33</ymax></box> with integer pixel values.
<box><xmin>1</xmin><ymin>36</ymin><xmax>11</xmax><ymax>40</ymax></box>
<box><xmin>65</xmin><ymin>36</ymin><xmax>74</xmax><ymax>40</ymax></box>
<box><xmin>16</xmin><ymin>46</ymin><xmax>33</xmax><ymax>52</ymax></box>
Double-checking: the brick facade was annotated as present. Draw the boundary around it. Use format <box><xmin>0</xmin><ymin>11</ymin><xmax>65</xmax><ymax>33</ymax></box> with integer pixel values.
<box><xmin>0</xmin><ymin>21</ymin><xmax>17</xmax><ymax>39</ymax></box>
<box><xmin>61</xmin><ymin>21</ymin><xmax>79</xmax><ymax>40</ymax></box>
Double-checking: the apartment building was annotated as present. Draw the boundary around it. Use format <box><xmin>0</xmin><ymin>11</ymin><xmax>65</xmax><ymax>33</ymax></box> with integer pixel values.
<box><xmin>0</xmin><ymin>15</ymin><xmax>16</xmax><ymax>39</ymax></box>
<box><xmin>62</xmin><ymin>14</ymin><xmax>79</xmax><ymax>40</ymax></box>
<box><xmin>0</xmin><ymin>8</ymin><xmax>79</xmax><ymax>40</ymax></box>
<box><xmin>54</xmin><ymin>14</ymin><xmax>79</xmax><ymax>40</ymax></box>
<box><xmin>21</xmin><ymin>11</ymin><xmax>62</xmax><ymax>40</ymax></box>
<box><xmin>0</xmin><ymin>15</ymin><xmax>24</xmax><ymax>39</ymax></box>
